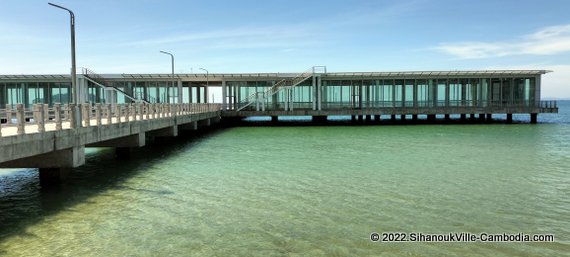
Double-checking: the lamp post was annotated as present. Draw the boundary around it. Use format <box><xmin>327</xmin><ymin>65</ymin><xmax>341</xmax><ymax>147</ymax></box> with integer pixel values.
<box><xmin>199</xmin><ymin>68</ymin><xmax>209</xmax><ymax>103</ymax></box>
<box><xmin>48</xmin><ymin>3</ymin><xmax>81</xmax><ymax>127</ymax></box>
<box><xmin>159</xmin><ymin>51</ymin><xmax>174</xmax><ymax>103</ymax></box>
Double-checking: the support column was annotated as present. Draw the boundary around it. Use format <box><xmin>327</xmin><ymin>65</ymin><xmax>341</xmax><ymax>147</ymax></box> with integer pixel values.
<box><xmin>400</xmin><ymin>114</ymin><xmax>406</xmax><ymax>121</ymax></box>
<box><xmin>177</xmin><ymin>80</ymin><xmax>183</xmax><ymax>104</ymax></box>
<box><xmin>312</xmin><ymin>76</ymin><xmax>317</xmax><ymax>110</ymax></box>
<box><xmin>317</xmin><ymin>76</ymin><xmax>322</xmax><ymax>111</ymax></box>
<box><xmin>460</xmin><ymin>114</ymin><xmax>467</xmax><ymax>122</ymax></box>
<box><xmin>222</xmin><ymin>80</ymin><xmax>227</xmax><ymax>110</ymax></box>
<box><xmin>486</xmin><ymin>113</ymin><xmax>492</xmax><ymax>122</ymax></box>
<box><xmin>444</xmin><ymin>114</ymin><xmax>450</xmax><ymax>122</ymax></box>
<box><xmin>506</xmin><ymin>113</ymin><xmax>513</xmax><ymax>124</ymax></box>
<box><xmin>114</xmin><ymin>147</ymin><xmax>131</xmax><ymax>159</ymax></box>
<box><xmin>312</xmin><ymin>115</ymin><xmax>327</xmax><ymax>123</ymax></box>
<box><xmin>478</xmin><ymin>113</ymin><xmax>485</xmax><ymax>122</ymax></box>
<box><xmin>374</xmin><ymin>115</ymin><xmax>381</xmax><ymax>122</ymax></box>
<box><xmin>427</xmin><ymin>114</ymin><xmax>436</xmax><ymax>122</ymax></box>
<box><xmin>39</xmin><ymin>168</ymin><xmax>72</xmax><ymax>186</ymax></box>
<box><xmin>530</xmin><ymin>113</ymin><xmax>537</xmax><ymax>124</ymax></box>
<box><xmin>365</xmin><ymin>115</ymin><xmax>371</xmax><ymax>122</ymax></box>
<box><xmin>412</xmin><ymin>114</ymin><xmax>418</xmax><ymax>122</ymax></box>
<box><xmin>271</xmin><ymin>116</ymin><xmax>278</xmax><ymax>123</ymax></box>
<box><xmin>391</xmin><ymin>114</ymin><xmax>396</xmax><ymax>122</ymax></box>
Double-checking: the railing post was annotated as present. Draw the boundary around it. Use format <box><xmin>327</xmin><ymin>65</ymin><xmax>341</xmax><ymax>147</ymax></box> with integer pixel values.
<box><xmin>37</xmin><ymin>104</ymin><xmax>45</xmax><ymax>133</ymax></box>
<box><xmin>133</xmin><ymin>103</ymin><xmax>138</xmax><ymax>121</ymax></box>
<box><xmin>32</xmin><ymin>104</ymin><xmax>39</xmax><ymax>126</ymax></box>
<box><xmin>138</xmin><ymin>103</ymin><xmax>143</xmax><ymax>120</ymax></box>
<box><xmin>44</xmin><ymin>104</ymin><xmax>49</xmax><ymax>123</ymax></box>
<box><xmin>126</xmin><ymin>104</ymin><xmax>131</xmax><ymax>122</ymax></box>
<box><xmin>54</xmin><ymin>103</ymin><xmax>62</xmax><ymax>131</ymax></box>
<box><xmin>16</xmin><ymin>104</ymin><xmax>25</xmax><ymax>135</ymax></box>
<box><xmin>5</xmin><ymin>104</ymin><xmax>12</xmax><ymax>124</ymax></box>
<box><xmin>95</xmin><ymin>103</ymin><xmax>102</xmax><ymax>126</ymax></box>
<box><xmin>63</xmin><ymin>104</ymin><xmax>69</xmax><ymax>121</ymax></box>
<box><xmin>69</xmin><ymin>104</ymin><xmax>77</xmax><ymax>129</ymax></box>
<box><xmin>84</xmin><ymin>103</ymin><xmax>91</xmax><ymax>127</ymax></box>
<box><xmin>115</xmin><ymin>104</ymin><xmax>121</xmax><ymax>123</ymax></box>
<box><xmin>106</xmin><ymin>104</ymin><xmax>112</xmax><ymax>124</ymax></box>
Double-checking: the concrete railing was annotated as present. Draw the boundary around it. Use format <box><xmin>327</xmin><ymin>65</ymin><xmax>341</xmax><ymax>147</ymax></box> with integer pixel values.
<box><xmin>0</xmin><ymin>103</ymin><xmax>221</xmax><ymax>137</ymax></box>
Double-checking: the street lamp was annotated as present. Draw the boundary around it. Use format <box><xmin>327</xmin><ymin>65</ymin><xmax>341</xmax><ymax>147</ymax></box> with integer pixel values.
<box><xmin>48</xmin><ymin>2</ymin><xmax>77</xmax><ymax>105</ymax></box>
<box><xmin>159</xmin><ymin>51</ymin><xmax>174</xmax><ymax>103</ymax></box>
<box><xmin>199</xmin><ymin>68</ymin><xmax>209</xmax><ymax>103</ymax></box>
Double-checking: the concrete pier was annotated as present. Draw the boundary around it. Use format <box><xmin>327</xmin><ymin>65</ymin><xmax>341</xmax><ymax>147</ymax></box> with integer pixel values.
<box><xmin>0</xmin><ymin>103</ymin><xmax>222</xmax><ymax>185</ymax></box>
<box><xmin>507</xmin><ymin>113</ymin><xmax>513</xmax><ymax>124</ymax></box>
<box><xmin>531</xmin><ymin>113</ymin><xmax>538</xmax><ymax>124</ymax></box>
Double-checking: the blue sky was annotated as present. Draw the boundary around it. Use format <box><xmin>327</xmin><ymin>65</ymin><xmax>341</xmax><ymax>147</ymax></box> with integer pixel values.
<box><xmin>1</xmin><ymin>0</ymin><xmax>569</xmax><ymax>97</ymax></box>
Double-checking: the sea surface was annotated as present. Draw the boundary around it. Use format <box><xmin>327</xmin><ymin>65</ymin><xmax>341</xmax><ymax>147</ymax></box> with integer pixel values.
<box><xmin>0</xmin><ymin>102</ymin><xmax>569</xmax><ymax>256</ymax></box>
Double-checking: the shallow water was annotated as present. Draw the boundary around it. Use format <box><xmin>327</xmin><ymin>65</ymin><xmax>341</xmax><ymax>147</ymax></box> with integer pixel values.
<box><xmin>0</xmin><ymin>102</ymin><xmax>569</xmax><ymax>256</ymax></box>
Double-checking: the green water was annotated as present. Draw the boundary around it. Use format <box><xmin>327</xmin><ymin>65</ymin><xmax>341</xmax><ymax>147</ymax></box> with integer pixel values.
<box><xmin>1</xmin><ymin>122</ymin><xmax>569</xmax><ymax>256</ymax></box>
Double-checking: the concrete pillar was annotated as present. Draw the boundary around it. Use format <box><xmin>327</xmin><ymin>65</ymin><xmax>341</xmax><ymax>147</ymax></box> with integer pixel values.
<box><xmin>530</xmin><ymin>113</ymin><xmax>537</xmax><ymax>124</ymax></box>
<box><xmin>506</xmin><ymin>113</ymin><xmax>513</xmax><ymax>124</ymax></box>
<box><xmin>317</xmin><ymin>76</ymin><xmax>322</xmax><ymax>111</ymax></box>
<box><xmin>106</xmin><ymin>104</ymin><xmax>112</xmax><ymax>124</ymax></box>
<box><xmin>312</xmin><ymin>115</ymin><xmax>327</xmax><ymax>123</ymax></box>
<box><xmin>222</xmin><ymin>80</ymin><xmax>227</xmax><ymax>111</ymax></box>
<box><xmin>271</xmin><ymin>116</ymin><xmax>278</xmax><ymax>123</ymax></box>
<box><xmin>486</xmin><ymin>113</ymin><xmax>492</xmax><ymax>122</ymax></box>
<box><xmin>478</xmin><ymin>113</ymin><xmax>485</xmax><ymax>121</ymax></box>
<box><xmin>444</xmin><ymin>114</ymin><xmax>450</xmax><ymax>121</ymax></box>
<box><xmin>16</xmin><ymin>104</ymin><xmax>24</xmax><ymax>135</ymax></box>
<box><xmin>39</xmin><ymin>168</ymin><xmax>72</xmax><ymax>186</ymax></box>
<box><xmin>365</xmin><ymin>115</ymin><xmax>372</xmax><ymax>122</ymax></box>
<box><xmin>116</xmin><ymin>148</ymin><xmax>132</xmax><ymax>159</ymax></box>
<box><xmin>391</xmin><ymin>114</ymin><xmax>396</xmax><ymax>122</ymax></box>
<box><xmin>95</xmin><ymin>103</ymin><xmax>102</xmax><ymax>126</ymax></box>
<box><xmin>358</xmin><ymin>115</ymin><xmax>363</xmax><ymax>122</ymax></box>
<box><xmin>70</xmin><ymin>104</ymin><xmax>78</xmax><ymax>128</ymax></box>
<box><xmin>177</xmin><ymin>80</ymin><xmax>183</xmax><ymax>104</ymax></box>
<box><xmin>351</xmin><ymin>115</ymin><xmax>356</xmax><ymax>122</ymax></box>
<box><xmin>400</xmin><ymin>114</ymin><xmax>406</xmax><ymax>121</ymax></box>
<box><xmin>412</xmin><ymin>114</ymin><xmax>418</xmax><ymax>122</ymax></box>
<box><xmin>54</xmin><ymin>103</ymin><xmax>62</xmax><ymax>130</ymax></box>
<box><xmin>312</xmin><ymin>76</ymin><xmax>317</xmax><ymax>110</ymax></box>
<box><xmin>37</xmin><ymin>104</ymin><xmax>45</xmax><ymax>133</ymax></box>
<box><xmin>374</xmin><ymin>115</ymin><xmax>381</xmax><ymax>121</ymax></box>
<box><xmin>460</xmin><ymin>114</ymin><xmax>467</xmax><ymax>122</ymax></box>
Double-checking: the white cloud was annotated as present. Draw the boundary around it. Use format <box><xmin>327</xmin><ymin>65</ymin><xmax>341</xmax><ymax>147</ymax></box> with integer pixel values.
<box><xmin>435</xmin><ymin>24</ymin><xmax>570</xmax><ymax>59</ymax></box>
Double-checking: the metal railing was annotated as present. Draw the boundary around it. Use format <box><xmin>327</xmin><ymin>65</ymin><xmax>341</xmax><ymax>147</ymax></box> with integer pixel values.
<box><xmin>82</xmin><ymin>67</ymin><xmax>149</xmax><ymax>104</ymax></box>
<box><xmin>0</xmin><ymin>103</ymin><xmax>221</xmax><ymax>137</ymax></box>
<box><xmin>237</xmin><ymin>100</ymin><xmax>558</xmax><ymax>111</ymax></box>
<box><xmin>236</xmin><ymin>66</ymin><xmax>324</xmax><ymax>111</ymax></box>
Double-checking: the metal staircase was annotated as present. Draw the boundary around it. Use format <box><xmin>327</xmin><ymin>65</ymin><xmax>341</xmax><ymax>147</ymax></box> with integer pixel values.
<box><xmin>81</xmin><ymin>68</ymin><xmax>150</xmax><ymax>103</ymax></box>
<box><xmin>236</xmin><ymin>66</ymin><xmax>325</xmax><ymax>111</ymax></box>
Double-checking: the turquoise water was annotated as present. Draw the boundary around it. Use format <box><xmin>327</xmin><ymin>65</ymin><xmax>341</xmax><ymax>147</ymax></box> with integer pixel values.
<box><xmin>0</xmin><ymin>102</ymin><xmax>569</xmax><ymax>256</ymax></box>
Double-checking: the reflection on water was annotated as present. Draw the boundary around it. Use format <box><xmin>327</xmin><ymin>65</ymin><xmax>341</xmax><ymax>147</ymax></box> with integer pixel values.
<box><xmin>0</xmin><ymin>103</ymin><xmax>569</xmax><ymax>256</ymax></box>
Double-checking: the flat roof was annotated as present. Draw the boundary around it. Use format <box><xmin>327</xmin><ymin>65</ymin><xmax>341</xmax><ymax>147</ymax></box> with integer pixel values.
<box><xmin>0</xmin><ymin>70</ymin><xmax>551</xmax><ymax>81</ymax></box>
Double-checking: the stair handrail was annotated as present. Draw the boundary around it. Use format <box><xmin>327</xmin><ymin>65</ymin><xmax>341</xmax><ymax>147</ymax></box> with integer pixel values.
<box><xmin>82</xmin><ymin>67</ymin><xmax>149</xmax><ymax>103</ymax></box>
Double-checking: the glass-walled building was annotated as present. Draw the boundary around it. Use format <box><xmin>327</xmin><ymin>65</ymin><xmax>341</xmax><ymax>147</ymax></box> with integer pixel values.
<box><xmin>0</xmin><ymin>70</ymin><xmax>555</xmax><ymax>116</ymax></box>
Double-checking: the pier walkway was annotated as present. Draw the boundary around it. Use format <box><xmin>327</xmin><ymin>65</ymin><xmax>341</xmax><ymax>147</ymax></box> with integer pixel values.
<box><xmin>0</xmin><ymin>103</ymin><xmax>221</xmax><ymax>184</ymax></box>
